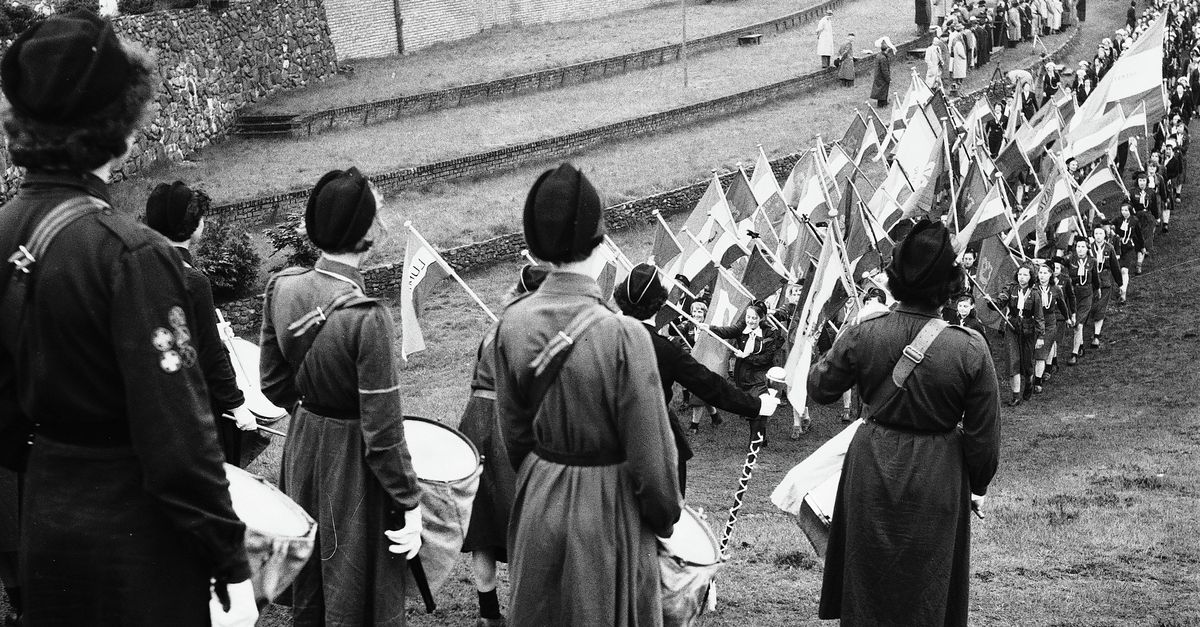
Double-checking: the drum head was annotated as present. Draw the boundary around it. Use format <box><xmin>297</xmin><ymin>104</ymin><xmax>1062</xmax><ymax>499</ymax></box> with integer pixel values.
<box><xmin>403</xmin><ymin>416</ymin><xmax>481</xmax><ymax>483</ymax></box>
<box><xmin>224</xmin><ymin>464</ymin><xmax>313</xmax><ymax>537</ymax></box>
<box><xmin>659</xmin><ymin>506</ymin><xmax>721</xmax><ymax>566</ymax></box>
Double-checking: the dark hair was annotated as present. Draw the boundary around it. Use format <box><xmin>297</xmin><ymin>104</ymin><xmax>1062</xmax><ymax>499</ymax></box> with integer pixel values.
<box><xmin>3</xmin><ymin>41</ymin><xmax>156</xmax><ymax>173</ymax></box>
<box><xmin>955</xmin><ymin>294</ymin><xmax>974</xmax><ymax>305</ymax></box>
<box><xmin>864</xmin><ymin>287</ymin><xmax>887</xmax><ymax>303</ymax></box>
<box><xmin>746</xmin><ymin>301</ymin><xmax>767</xmax><ymax>318</ymax></box>
<box><xmin>613</xmin><ymin>281</ymin><xmax>667</xmax><ymax>321</ymax></box>
<box><xmin>886</xmin><ymin>264</ymin><xmax>964</xmax><ymax>307</ymax></box>
<box><xmin>1034</xmin><ymin>263</ymin><xmax>1056</xmax><ymax>285</ymax></box>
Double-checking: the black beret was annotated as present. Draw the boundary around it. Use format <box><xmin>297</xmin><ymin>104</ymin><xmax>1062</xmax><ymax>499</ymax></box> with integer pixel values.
<box><xmin>146</xmin><ymin>181</ymin><xmax>205</xmax><ymax>243</ymax></box>
<box><xmin>516</xmin><ymin>264</ymin><xmax>550</xmax><ymax>294</ymax></box>
<box><xmin>523</xmin><ymin>163</ymin><xmax>605</xmax><ymax>262</ymax></box>
<box><xmin>886</xmin><ymin>219</ymin><xmax>957</xmax><ymax>293</ymax></box>
<box><xmin>619</xmin><ymin>263</ymin><xmax>666</xmax><ymax>307</ymax></box>
<box><xmin>1</xmin><ymin>11</ymin><xmax>131</xmax><ymax>124</ymax></box>
<box><xmin>305</xmin><ymin>168</ymin><xmax>377</xmax><ymax>252</ymax></box>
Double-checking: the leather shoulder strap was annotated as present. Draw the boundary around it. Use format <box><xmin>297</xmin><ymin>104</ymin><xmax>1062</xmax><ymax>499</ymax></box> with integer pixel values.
<box><xmin>890</xmin><ymin>318</ymin><xmax>950</xmax><ymax>388</ymax></box>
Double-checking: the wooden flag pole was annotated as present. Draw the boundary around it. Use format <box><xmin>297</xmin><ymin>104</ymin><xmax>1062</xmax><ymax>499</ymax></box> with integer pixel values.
<box><xmin>405</xmin><ymin>222</ymin><xmax>498</xmax><ymax>322</ymax></box>
<box><xmin>603</xmin><ymin>235</ymin><xmax>635</xmax><ymax>272</ymax></box>
<box><xmin>520</xmin><ymin>249</ymin><xmax>538</xmax><ymax>265</ymax></box>
<box><xmin>652</xmin><ymin>209</ymin><xmax>689</xmax><ymax>261</ymax></box>
<box><xmin>664</xmin><ymin>300</ymin><xmax>741</xmax><ymax>353</ymax></box>
<box><xmin>680</xmin><ymin>227</ymin><xmax>787</xmax><ymax>329</ymax></box>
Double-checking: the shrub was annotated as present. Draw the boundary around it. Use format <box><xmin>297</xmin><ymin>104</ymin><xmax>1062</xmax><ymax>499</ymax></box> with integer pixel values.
<box><xmin>4</xmin><ymin>2</ymin><xmax>45</xmax><ymax>32</ymax></box>
<box><xmin>194</xmin><ymin>218</ymin><xmax>262</xmax><ymax>302</ymax></box>
<box><xmin>117</xmin><ymin>0</ymin><xmax>154</xmax><ymax>14</ymax></box>
<box><xmin>264</xmin><ymin>212</ymin><xmax>320</xmax><ymax>271</ymax></box>
<box><xmin>53</xmin><ymin>0</ymin><xmax>100</xmax><ymax>15</ymax></box>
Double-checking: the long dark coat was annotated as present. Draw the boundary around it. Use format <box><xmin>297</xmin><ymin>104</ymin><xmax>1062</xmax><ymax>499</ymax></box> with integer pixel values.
<box><xmin>494</xmin><ymin>272</ymin><xmax>682</xmax><ymax>626</ymax></box>
<box><xmin>836</xmin><ymin>42</ymin><xmax>857</xmax><ymax>81</ymax></box>
<box><xmin>916</xmin><ymin>0</ymin><xmax>931</xmax><ymax>28</ymax></box>
<box><xmin>808</xmin><ymin>306</ymin><xmax>1000</xmax><ymax>627</ymax></box>
<box><xmin>261</xmin><ymin>257</ymin><xmax>422</xmax><ymax>627</ymax></box>
<box><xmin>871</xmin><ymin>48</ymin><xmax>894</xmax><ymax>100</ymax></box>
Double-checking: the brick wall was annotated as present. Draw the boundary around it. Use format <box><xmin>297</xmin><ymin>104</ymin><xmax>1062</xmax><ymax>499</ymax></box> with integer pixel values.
<box><xmin>323</xmin><ymin>0</ymin><xmax>399</xmax><ymax>60</ymax></box>
<box><xmin>0</xmin><ymin>0</ymin><xmax>338</xmax><ymax>198</ymax></box>
<box><xmin>398</xmin><ymin>0</ymin><xmax>665</xmax><ymax>53</ymax></box>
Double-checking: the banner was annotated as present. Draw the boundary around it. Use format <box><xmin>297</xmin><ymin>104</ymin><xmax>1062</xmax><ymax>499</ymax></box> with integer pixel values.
<box><xmin>399</xmin><ymin>227</ymin><xmax>453</xmax><ymax>359</ymax></box>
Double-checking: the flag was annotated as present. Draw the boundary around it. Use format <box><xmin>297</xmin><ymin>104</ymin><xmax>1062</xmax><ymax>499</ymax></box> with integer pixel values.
<box><xmin>953</xmin><ymin>184</ymin><xmax>1010</xmax><ymax>252</ymax></box>
<box><xmin>683</xmin><ymin>174</ymin><xmax>730</xmax><ymax>236</ymax></box>
<box><xmin>1070</xmin><ymin>13</ymin><xmax>1167</xmax><ymax>133</ymax></box>
<box><xmin>1118</xmin><ymin>100</ymin><xmax>1148</xmax><ymax>143</ymax></box>
<box><xmin>974</xmin><ymin>236</ymin><xmax>1019</xmax><ymax>330</ymax></box>
<box><xmin>399</xmin><ymin>227</ymin><xmax>453</xmax><ymax>359</ymax></box>
<box><xmin>1079</xmin><ymin>163</ymin><xmax>1126</xmax><ymax>216</ymax></box>
<box><xmin>1065</xmin><ymin>104</ymin><xmax>1125</xmax><ymax>166</ymax></box>
<box><xmin>866</xmin><ymin>162</ymin><xmax>913</xmax><ymax>230</ymax></box>
<box><xmin>824</xmin><ymin>142</ymin><xmax>855</xmax><ymax>193</ymax></box>
<box><xmin>783</xmin><ymin>150</ymin><xmax>833</xmax><ymax>223</ymax></box>
<box><xmin>845</xmin><ymin>183</ymin><xmax>894</xmax><ymax>278</ymax></box>
<box><xmin>726</xmin><ymin>168</ymin><xmax>758</xmax><ymax>222</ymax></box>
<box><xmin>1014</xmin><ymin>104</ymin><xmax>1063</xmax><ymax>156</ymax></box>
<box><xmin>899</xmin><ymin>127</ymin><xmax>947</xmax><ymax>221</ymax></box>
<box><xmin>740</xmin><ymin>245</ymin><xmax>787</xmax><ymax>300</ymax></box>
<box><xmin>595</xmin><ymin>240</ymin><xmax>623</xmax><ymax>298</ymax></box>
<box><xmin>782</xmin><ymin>233</ymin><xmax>843</xmax><ymax>409</ymax></box>
<box><xmin>1054</xmin><ymin>90</ymin><xmax>1077</xmax><ymax>127</ymax></box>
<box><xmin>750</xmin><ymin>206</ymin><xmax>781</xmax><ymax>252</ymax></box>
<box><xmin>1005</xmin><ymin>86</ymin><xmax>1024</xmax><ymax>139</ymax></box>
<box><xmin>956</xmin><ymin>158</ymin><xmax>989</xmax><ymax>227</ymax></box>
<box><xmin>651</xmin><ymin>218</ymin><xmax>682</xmax><ymax>268</ymax></box>
<box><xmin>693</xmin><ymin>270</ymin><xmax>750</xmax><ymax>374</ymax></box>
<box><xmin>750</xmin><ymin>146</ymin><xmax>782</xmax><ymax>204</ymax></box>
<box><xmin>839</xmin><ymin>113</ymin><xmax>878</xmax><ymax>165</ymax></box>
<box><xmin>892</xmin><ymin>107</ymin><xmax>939</xmax><ymax>186</ymax></box>
<box><xmin>962</xmin><ymin>96</ymin><xmax>995</xmax><ymax>150</ymax></box>
<box><xmin>994</xmin><ymin>138</ymin><xmax>1033</xmax><ymax>181</ymax></box>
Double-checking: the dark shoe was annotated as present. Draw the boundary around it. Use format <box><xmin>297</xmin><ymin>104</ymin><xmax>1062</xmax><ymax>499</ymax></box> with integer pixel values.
<box><xmin>1091</xmin><ymin>338</ymin><xmax>1101</xmax><ymax>349</ymax></box>
<box><xmin>1067</xmin><ymin>353</ymin><xmax>1078</xmax><ymax>366</ymax></box>
<box><xmin>1007</xmin><ymin>393</ymin><xmax>1022</xmax><ymax>407</ymax></box>
<box><xmin>1032</xmin><ymin>377</ymin><xmax>1044</xmax><ymax>394</ymax></box>
<box><xmin>839</xmin><ymin>408</ymin><xmax>853</xmax><ymax>423</ymax></box>
<box><xmin>1022</xmin><ymin>382</ymin><xmax>1033</xmax><ymax>401</ymax></box>
<box><xmin>1163</xmin><ymin>224</ymin><xmax>1170</xmax><ymax>233</ymax></box>
<box><xmin>1136</xmin><ymin>264</ymin><xmax>1143</xmax><ymax>275</ymax></box>
<box><xmin>711</xmin><ymin>412</ymin><xmax>723</xmax><ymax>427</ymax></box>
<box><xmin>688</xmin><ymin>423</ymin><xmax>699</xmax><ymax>436</ymax></box>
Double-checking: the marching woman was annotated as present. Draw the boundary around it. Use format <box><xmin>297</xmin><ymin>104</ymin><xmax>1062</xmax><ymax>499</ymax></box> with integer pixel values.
<box><xmin>674</xmin><ymin>299</ymin><xmax>729</xmax><ymax>434</ymax></box>
<box><xmin>1089</xmin><ymin>224</ymin><xmax>1123</xmax><ymax>348</ymax></box>
<box><xmin>457</xmin><ymin>264</ymin><xmax>547</xmax><ymax>627</ymax></box>
<box><xmin>810</xmin><ymin>220</ymin><xmax>1000</xmax><ymax>627</ymax></box>
<box><xmin>1032</xmin><ymin>263</ymin><xmax>1072</xmax><ymax>394</ymax></box>
<box><xmin>994</xmin><ymin>263</ymin><xmax>1045</xmax><ymax>406</ymax></box>
<box><xmin>706</xmin><ymin>301</ymin><xmax>783</xmax><ymax>446</ymax></box>
<box><xmin>1130</xmin><ymin>170</ymin><xmax>1160</xmax><ymax>273</ymax></box>
<box><xmin>1067</xmin><ymin>236</ymin><xmax>1098</xmax><ymax>365</ymax></box>
<box><xmin>613</xmin><ymin>265</ymin><xmax>774</xmax><ymax>494</ymax></box>
<box><xmin>1110</xmin><ymin>202</ymin><xmax>1145</xmax><ymax>303</ymax></box>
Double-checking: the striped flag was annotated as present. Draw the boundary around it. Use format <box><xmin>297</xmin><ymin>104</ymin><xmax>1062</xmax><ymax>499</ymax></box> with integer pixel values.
<box><xmin>1066</xmin><ymin>104</ymin><xmax>1125</xmax><ymax>166</ymax></box>
<box><xmin>750</xmin><ymin>146</ymin><xmax>782</xmax><ymax>204</ymax></box>
<box><xmin>399</xmin><ymin>226</ymin><xmax>453</xmax><ymax>359</ymax></box>
<box><xmin>1069</xmin><ymin>13</ymin><xmax>1167</xmax><ymax>133</ymax></box>
<box><xmin>953</xmin><ymin>184</ymin><xmax>1011</xmax><ymax>252</ymax></box>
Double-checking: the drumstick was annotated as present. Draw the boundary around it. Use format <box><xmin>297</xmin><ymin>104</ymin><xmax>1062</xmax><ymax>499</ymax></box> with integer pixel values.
<box><xmin>408</xmin><ymin>554</ymin><xmax>436</xmax><ymax>613</ymax></box>
<box><xmin>221</xmin><ymin>413</ymin><xmax>288</xmax><ymax>438</ymax></box>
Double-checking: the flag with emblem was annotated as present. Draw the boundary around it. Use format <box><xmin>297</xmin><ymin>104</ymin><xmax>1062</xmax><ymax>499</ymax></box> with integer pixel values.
<box><xmin>974</xmin><ymin>235</ymin><xmax>1019</xmax><ymax>330</ymax></box>
<box><xmin>692</xmin><ymin>270</ymin><xmax>750</xmax><ymax>374</ymax></box>
<box><xmin>726</xmin><ymin>168</ymin><xmax>759</xmax><ymax>223</ymax></box>
<box><xmin>400</xmin><ymin>226</ymin><xmax>453</xmax><ymax>359</ymax></box>
<box><xmin>953</xmin><ymin>184</ymin><xmax>1011</xmax><ymax>253</ymax></box>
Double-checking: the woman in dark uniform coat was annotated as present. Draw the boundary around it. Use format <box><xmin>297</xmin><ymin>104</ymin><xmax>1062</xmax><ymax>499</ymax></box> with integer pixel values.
<box><xmin>144</xmin><ymin>181</ymin><xmax>260</xmax><ymax>466</ymax></box>
<box><xmin>708</xmin><ymin>301</ymin><xmax>783</xmax><ymax>446</ymax></box>
<box><xmin>457</xmin><ymin>264</ymin><xmax>547</xmax><ymax>627</ymax></box>
<box><xmin>995</xmin><ymin>263</ymin><xmax>1045</xmax><ymax>405</ymax></box>
<box><xmin>1032</xmin><ymin>263</ymin><xmax>1072</xmax><ymax>394</ymax></box>
<box><xmin>870</xmin><ymin>36</ymin><xmax>898</xmax><ymax>107</ymax></box>
<box><xmin>0</xmin><ymin>13</ymin><xmax>255</xmax><ymax>626</ymax></box>
<box><xmin>1110</xmin><ymin>203</ymin><xmax>1144</xmax><ymax>303</ymax></box>
<box><xmin>1066</xmin><ymin>237</ymin><xmax>1099</xmax><ymax>365</ymax></box>
<box><xmin>614</xmin><ymin>265</ymin><xmax>769</xmax><ymax>494</ymax></box>
<box><xmin>809</xmin><ymin>220</ymin><xmax>1000</xmax><ymax>627</ymax></box>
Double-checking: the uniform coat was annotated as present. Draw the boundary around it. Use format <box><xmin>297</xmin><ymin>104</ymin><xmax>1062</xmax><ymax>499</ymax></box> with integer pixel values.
<box><xmin>871</xmin><ymin>46</ymin><xmax>895</xmax><ymax>102</ymax></box>
<box><xmin>494</xmin><ymin>272</ymin><xmax>682</xmax><ymax>626</ymax></box>
<box><xmin>261</xmin><ymin>257</ymin><xmax>422</xmax><ymax>627</ymax></box>
<box><xmin>816</xmin><ymin>15</ymin><xmax>835</xmax><ymax>59</ymax></box>
<box><xmin>950</xmin><ymin>31</ymin><xmax>969</xmax><ymax>79</ymax></box>
<box><xmin>1007</xmin><ymin>5</ymin><xmax>1022</xmax><ymax>42</ymax></box>
<box><xmin>1067</xmin><ymin>254</ymin><xmax>1099</xmax><ymax>325</ymax></box>
<box><xmin>810</xmin><ymin>307</ymin><xmax>1000</xmax><ymax>627</ymax></box>
<box><xmin>996</xmin><ymin>282</ymin><xmax>1045</xmax><ymax>377</ymax></box>
<box><xmin>925</xmin><ymin>43</ymin><xmax>945</xmax><ymax>89</ymax></box>
<box><xmin>1091</xmin><ymin>241</ymin><xmax>1122</xmax><ymax>321</ymax></box>
<box><xmin>1035</xmin><ymin>283</ymin><xmax>1072</xmax><ymax>360</ymax></box>
<box><xmin>0</xmin><ymin>171</ymin><xmax>249</xmax><ymax>625</ymax></box>
<box><xmin>457</xmin><ymin>327</ymin><xmax>516</xmax><ymax>561</ymax></box>
<box><xmin>836</xmin><ymin>41</ymin><xmax>857</xmax><ymax>82</ymax></box>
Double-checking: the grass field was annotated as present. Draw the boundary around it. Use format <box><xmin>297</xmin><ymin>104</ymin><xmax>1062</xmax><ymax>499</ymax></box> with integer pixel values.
<box><xmin>248</xmin><ymin>0</ymin><xmax>828</xmax><ymax>115</ymax></box>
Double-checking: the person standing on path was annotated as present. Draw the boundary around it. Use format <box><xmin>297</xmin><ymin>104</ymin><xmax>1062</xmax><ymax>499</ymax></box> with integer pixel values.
<box><xmin>836</xmin><ymin>32</ymin><xmax>857</xmax><ymax>87</ymax></box>
<box><xmin>260</xmin><ymin>168</ymin><xmax>425</xmax><ymax>626</ymax></box>
<box><xmin>817</xmin><ymin>9</ymin><xmax>835</xmax><ymax>68</ymax></box>
<box><xmin>0</xmin><ymin>11</ymin><xmax>256</xmax><ymax>626</ymax></box>
<box><xmin>917</xmin><ymin>0</ymin><xmax>932</xmax><ymax>33</ymax></box>
<box><xmin>810</xmin><ymin>220</ymin><xmax>1000</xmax><ymax>627</ymax></box>
<box><xmin>495</xmin><ymin>163</ymin><xmax>682</xmax><ymax>625</ymax></box>
<box><xmin>871</xmin><ymin>36</ymin><xmax>898</xmax><ymax>106</ymax></box>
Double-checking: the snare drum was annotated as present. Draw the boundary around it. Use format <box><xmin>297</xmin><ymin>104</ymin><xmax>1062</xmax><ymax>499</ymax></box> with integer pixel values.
<box><xmin>225</xmin><ymin>336</ymin><xmax>288</xmax><ymax>423</ymax></box>
<box><xmin>224</xmin><ymin>463</ymin><xmax>316</xmax><ymax>605</ymax></box>
<box><xmin>402</xmin><ymin>416</ymin><xmax>482</xmax><ymax>594</ymax></box>
<box><xmin>658</xmin><ymin>506</ymin><xmax>724</xmax><ymax>627</ymax></box>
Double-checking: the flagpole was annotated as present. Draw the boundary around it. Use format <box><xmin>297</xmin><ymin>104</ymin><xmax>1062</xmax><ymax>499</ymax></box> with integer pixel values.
<box><xmin>965</xmin><ymin>262</ymin><xmax>1015</xmax><ymax>330</ymax></box>
<box><xmin>680</xmin><ymin>227</ymin><xmax>787</xmax><ymax>329</ymax></box>
<box><xmin>520</xmin><ymin>249</ymin><xmax>538</xmax><ymax>265</ymax></box>
<box><xmin>404</xmin><ymin>222</ymin><xmax>498</xmax><ymax>322</ymax></box>
<box><xmin>664</xmin><ymin>300</ymin><xmax>741</xmax><ymax>353</ymax></box>
<box><xmin>653</xmin><ymin>209</ymin><xmax>689</xmax><ymax>261</ymax></box>
<box><xmin>603</xmin><ymin>235</ymin><xmax>635</xmax><ymax>272</ymax></box>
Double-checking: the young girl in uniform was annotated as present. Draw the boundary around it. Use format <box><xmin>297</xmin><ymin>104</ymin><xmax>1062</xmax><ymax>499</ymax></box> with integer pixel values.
<box><xmin>995</xmin><ymin>264</ymin><xmax>1044</xmax><ymax>405</ymax></box>
<box><xmin>1067</xmin><ymin>237</ymin><xmax>1099</xmax><ymax>365</ymax></box>
<box><xmin>708</xmin><ymin>301</ymin><xmax>781</xmax><ymax>445</ymax></box>
<box><xmin>1110</xmin><ymin>202</ymin><xmax>1144</xmax><ymax>303</ymax></box>
<box><xmin>1032</xmin><ymin>263</ymin><xmax>1072</xmax><ymax>394</ymax></box>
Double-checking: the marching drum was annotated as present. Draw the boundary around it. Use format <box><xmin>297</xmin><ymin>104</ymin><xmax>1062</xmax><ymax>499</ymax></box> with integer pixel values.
<box><xmin>402</xmin><ymin>416</ymin><xmax>482</xmax><ymax>594</ymax></box>
<box><xmin>224</xmin><ymin>463</ymin><xmax>316</xmax><ymax>606</ymax></box>
<box><xmin>658</xmin><ymin>505</ymin><xmax>725</xmax><ymax>627</ymax></box>
<box><xmin>770</xmin><ymin>419</ymin><xmax>863</xmax><ymax>556</ymax></box>
<box><xmin>225</xmin><ymin>336</ymin><xmax>289</xmax><ymax>423</ymax></box>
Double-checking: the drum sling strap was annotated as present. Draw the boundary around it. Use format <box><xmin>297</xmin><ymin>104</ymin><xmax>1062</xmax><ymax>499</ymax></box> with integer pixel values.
<box><xmin>0</xmin><ymin>196</ymin><xmax>109</xmax><ymax>470</ymax></box>
<box><xmin>861</xmin><ymin>317</ymin><xmax>949</xmax><ymax>421</ymax></box>
<box><xmin>282</xmin><ymin>286</ymin><xmax>363</xmax><ymax>414</ymax></box>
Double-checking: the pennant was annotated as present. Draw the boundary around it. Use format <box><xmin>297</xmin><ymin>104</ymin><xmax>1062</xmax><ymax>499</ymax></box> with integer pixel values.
<box><xmin>692</xmin><ymin>271</ymin><xmax>750</xmax><ymax>374</ymax></box>
<box><xmin>399</xmin><ymin>227</ymin><xmax>453</xmax><ymax>359</ymax></box>
<box><xmin>1079</xmin><ymin>163</ymin><xmax>1126</xmax><ymax>216</ymax></box>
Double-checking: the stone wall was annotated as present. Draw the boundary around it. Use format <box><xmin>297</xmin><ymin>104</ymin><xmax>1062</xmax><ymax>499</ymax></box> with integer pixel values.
<box><xmin>398</xmin><ymin>0</ymin><xmax>664</xmax><ymax>53</ymax></box>
<box><xmin>323</xmin><ymin>0</ymin><xmax>399</xmax><ymax>60</ymax></box>
<box><xmin>0</xmin><ymin>0</ymin><xmax>338</xmax><ymax>198</ymax></box>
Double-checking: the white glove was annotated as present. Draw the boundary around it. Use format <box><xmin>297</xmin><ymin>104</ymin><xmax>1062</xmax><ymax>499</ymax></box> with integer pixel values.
<box><xmin>231</xmin><ymin>404</ymin><xmax>258</xmax><ymax>431</ymax></box>
<box><xmin>209</xmin><ymin>579</ymin><xmax>258</xmax><ymax>627</ymax></box>
<box><xmin>970</xmin><ymin>493</ymin><xmax>986</xmax><ymax>520</ymax></box>
<box><xmin>758</xmin><ymin>393</ymin><xmax>781</xmax><ymax>417</ymax></box>
<box><xmin>384</xmin><ymin>505</ymin><xmax>423</xmax><ymax>558</ymax></box>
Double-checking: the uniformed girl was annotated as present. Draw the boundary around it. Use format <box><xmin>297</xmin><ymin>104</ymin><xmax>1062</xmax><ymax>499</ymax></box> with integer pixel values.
<box><xmin>994</xmin><ymin>263</ymin><xmax>1045</xmax><ymax>405</ymax></box>
<box><xmin>1066</xmin><ymin>237</ymin><xmax>1099</xmax><ymax>365</ymax></box>
<box><xmin>708</xmin><ymin>301</ymin><xmax>782</xmax><ymax>446</ymax></box>
<box><xmin>1109</xmin><ymin>202</ymin><xmax>1144</xmax><ymax>303</ymax></box>
<box><xmin>1032</xmin><ymin>263</ymin><xmax>1072</xmax><ymax>394</ymax></box>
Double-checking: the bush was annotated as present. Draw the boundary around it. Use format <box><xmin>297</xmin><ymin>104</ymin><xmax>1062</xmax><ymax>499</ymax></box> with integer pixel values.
<box><xmin>53</xmin><ymin>0</ymin><xmax>100</xmax><ymax>14</ymax></box>
<box><xmin>194</xmin><ymin>218</ymin><xmax>262</xmax><ymax>302</ymax></box>
<box><xmin>3</xmin><ymin>3</ymin><xmax>45</xmax><ymax>33</ymax></box>
<box><xmin>264</xmin><ymin>212</ymin><xmax>320</xmax><ymax>271</ymax></box>
<box><xmin>118</xmin><ymin>0</ymin><xmax>154</xmax><ymax>14</ymax></box>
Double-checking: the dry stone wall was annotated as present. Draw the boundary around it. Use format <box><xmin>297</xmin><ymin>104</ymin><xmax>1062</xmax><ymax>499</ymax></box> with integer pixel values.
<box><xmin>0</xmin><ymin>0</ymin><xmax>337</xmax><ymax>198</ymax></box>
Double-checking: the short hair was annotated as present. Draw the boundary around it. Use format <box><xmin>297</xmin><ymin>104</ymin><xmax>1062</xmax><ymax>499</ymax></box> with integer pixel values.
<box><xmin>613</xmin><ymin>280</ymin><xmax>667</xmax><ymax>322</ymax></box>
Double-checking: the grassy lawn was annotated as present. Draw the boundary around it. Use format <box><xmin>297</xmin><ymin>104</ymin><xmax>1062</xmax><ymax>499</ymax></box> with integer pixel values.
<box><xmin>248</xmin><ymin>0</ymin><xmax>837</xmax><ymax>116</ymax></box>
<box><xmin>249</xmin><ymin>141</ymin><xmax>1200</xmax><ymax>625</ymax></box>
<box><xmin>109</xmin><ymin>0</ymin><xmax>931</xmax><ymax>213</ymax></box>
